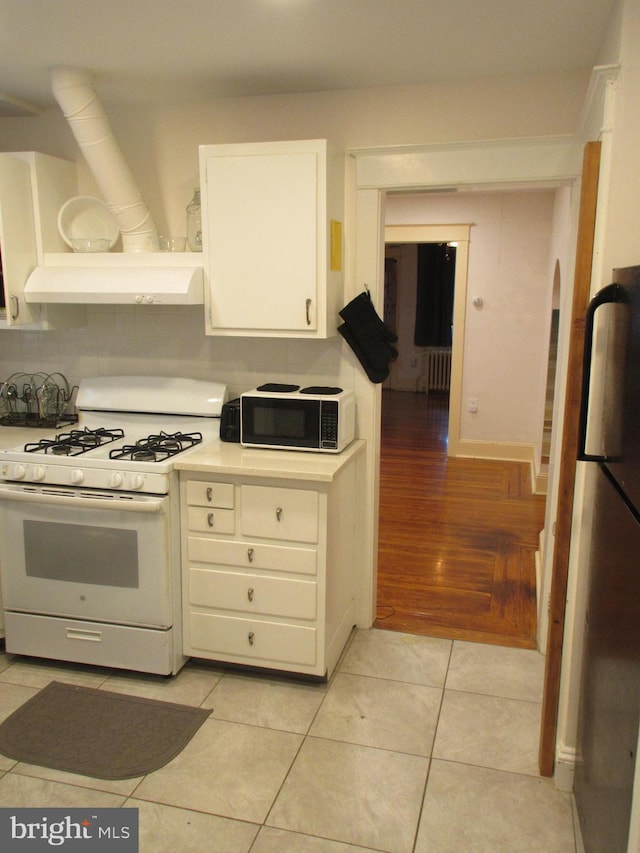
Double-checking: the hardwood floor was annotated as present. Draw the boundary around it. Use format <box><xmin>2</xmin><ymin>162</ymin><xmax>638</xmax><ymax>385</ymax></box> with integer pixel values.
<box><xmin>375</xmin><ymin>390</ymin><xmax>546</xmax><ymax>649</ymax></box>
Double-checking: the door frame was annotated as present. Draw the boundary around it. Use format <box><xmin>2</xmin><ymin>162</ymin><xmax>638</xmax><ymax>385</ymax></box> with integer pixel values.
<box><xmin>350</xmin><ymin>135</ymin><xmax>583</xmax><ymax>632</ymax></box>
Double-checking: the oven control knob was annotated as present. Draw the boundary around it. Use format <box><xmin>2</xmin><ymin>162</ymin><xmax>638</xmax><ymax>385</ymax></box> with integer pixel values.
<box><xmin>70</xmin><ymin>469</ymin><xmax>84</xmax><ymax>485</ymax></box>
<box><xmin>129</xmin><ymin>473</ymin><xmax>144</xmax><ymax>490</ymax></box>
<box><xmin>11</xmin><ymin>464</ymin><xmax>26</xmax><ymax>480</ymax></box>
<box><xmin>109</xmin><ymin>472</ymin><xmax>124</xmax><ymax>488</ymax></box>
<box><xmin>31</xmin><ymin>465</ymin><xmax>46</xmax><ymax>482</ymax></box>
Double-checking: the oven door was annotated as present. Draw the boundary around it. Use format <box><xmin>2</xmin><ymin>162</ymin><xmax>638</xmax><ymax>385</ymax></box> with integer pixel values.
<box><xmin>0</xmin><ymin>484</ymin><xmax>172</xmax><ymax>628</ymax></box>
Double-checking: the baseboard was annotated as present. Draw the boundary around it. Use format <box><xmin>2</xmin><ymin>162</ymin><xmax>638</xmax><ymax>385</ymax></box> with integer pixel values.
<box><xmin>532</xmin><ymin>464</ymin><xmax>548</xmax><ymax>495</ymax></box>
<box><xmin>554</xmin><ymin>742</ymin><xmax>578</xmax><ymax>791</ymax></box>
<box><xmin>453</xmin><ymin>439</ymin><xmax>534</xmax><ymax>463</ymax></box>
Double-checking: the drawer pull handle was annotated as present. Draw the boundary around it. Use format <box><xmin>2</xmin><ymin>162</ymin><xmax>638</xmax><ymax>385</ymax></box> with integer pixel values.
<box><xmin>207</xmin><ymin>512</ymin><xmax>214</xmax><ymax>527</ymax></box>
<box><xmin>306</xmin><ymin>298</ymin><xmax>312</xmax><ymax>326</ymax></box>
<box><xmin>276</xmin><ymin>506</ymin><xmax>283</xmax><ymax>522</ymax></box>
<box><xmin>247</xmin><ymin>587</ymin><xmax>254</xmax><ymax>602</ymax></box>
<box><xmin>247</xmin><ymin>547</ymin><xmax>254</xmax><ymax>563</ymax></box>
<box><xmin>66</xmin><ymin>628</ymin><xmax>102</xmax><ymax>643</ymax></box>
<box><xmin>206</xmin><ymin>487</ymin><xmax>212</xmax><ymax>502</ymax></box>
<box><xmin>248</xmin><ymin>631</ymin><xmax>255</xmax><ymax>646</ymax></box>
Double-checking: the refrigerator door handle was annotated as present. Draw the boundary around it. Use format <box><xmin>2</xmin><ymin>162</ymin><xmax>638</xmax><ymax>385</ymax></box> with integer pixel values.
<box><xmin>577</xmin><ymin>282</ymin><xmax>627</xmax><ymax>461</ymax></box>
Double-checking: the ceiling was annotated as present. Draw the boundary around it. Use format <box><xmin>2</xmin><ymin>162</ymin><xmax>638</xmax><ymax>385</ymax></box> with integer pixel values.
<box><xmin>0</xmin><ymin>0</ymin><xmax>617</xmax><ymax>114</ymax></box>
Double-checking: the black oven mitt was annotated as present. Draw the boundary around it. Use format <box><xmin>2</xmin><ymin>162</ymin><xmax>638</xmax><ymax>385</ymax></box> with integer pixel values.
<box><xmin>338</xmin><ymin>322</ymin><xmax>390</xmax><ymax>383</ymax></box>
<box><xmin>338</xmin><ymin>291</ymin><xmax>398</xmax><ymax>383</ymax></box>
<box><xmin>339</xmin><ymin>291</ymin><xmax>398</xmax><ymax>345</ymax></box>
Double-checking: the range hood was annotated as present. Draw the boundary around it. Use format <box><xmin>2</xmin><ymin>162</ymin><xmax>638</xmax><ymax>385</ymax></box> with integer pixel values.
<box><xmin>24</xmin><ymin>262</ymin><xmax>204</xmax><ymax>305</ymax></box>
<box><xmin>23</xmin><ymin>69</ymin><xmax>203</xmax><ymax>307</ymax></box>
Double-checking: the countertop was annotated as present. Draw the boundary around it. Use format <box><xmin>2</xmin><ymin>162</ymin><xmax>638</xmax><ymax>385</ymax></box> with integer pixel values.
<box><xmin>175</xmin><ymin>438</ymin><xmax>366</xmax><ymax>482</ymax></box>
<box><xmin>0</xmin><ymin>430</ymin><xmax>366</xmax><ymax>483</ymax></box>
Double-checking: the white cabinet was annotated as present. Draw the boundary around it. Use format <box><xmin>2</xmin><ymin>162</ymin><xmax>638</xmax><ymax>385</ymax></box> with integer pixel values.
<box><xmin>199</xmin><ymin>139</ymin><xmax>344</xmax><ymax>338</ymax></box>
<box><xmin>0</xmin><ymin>152</ymin><xmax>78</xmax><ymax>328</ymax></box>
<box><xmin>180</xmin><ymin>458</ymin><xmax>359</xmax><ymax>678</ymax></box>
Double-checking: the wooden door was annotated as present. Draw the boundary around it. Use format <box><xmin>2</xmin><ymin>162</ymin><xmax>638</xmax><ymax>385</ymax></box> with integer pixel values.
<box><xmin>538</xmin><ymin>141</ymin><xmax>601</xmax><ymax>776</ymax></box>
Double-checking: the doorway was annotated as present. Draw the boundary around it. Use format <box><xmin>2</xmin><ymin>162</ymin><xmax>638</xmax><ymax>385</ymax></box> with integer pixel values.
<box><xmin>349</xmin><ymin>137</ymin><xmax>580</xmax><ymax>639</ymax></box>
<box><xmin>376</xmin><ymin>238</ymin><xmax>546</xmax><ymax>647</ymax></box>
<box><xmin>375</xmin><ymin>194</ymin><xmax>556</xmax><ymax>646</ymax></box>
<box><xmin>382</xmin><ymin>223</ymin><xmax>470</xmax><ymax>456</ymax></box>
<box><xmin>384</xmin><ymin>241</ymin><xmax>456</xmax><ymax>402</ymax></box>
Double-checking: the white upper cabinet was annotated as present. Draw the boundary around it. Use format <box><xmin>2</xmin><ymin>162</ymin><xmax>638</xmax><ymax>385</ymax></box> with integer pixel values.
<box><xmin>199</xmin><ymin>139</ymin><xmax>344</xmax><ymax>338</ymax></box>
<box><xmin>0</xmin><ymin>152</ymin><xmax>77</xmax><ymax>328</ymax></box>
<box><xmin>0</xmin><ymin>156</ymin><xmax>38</xmax><ymax>326</ymax></box>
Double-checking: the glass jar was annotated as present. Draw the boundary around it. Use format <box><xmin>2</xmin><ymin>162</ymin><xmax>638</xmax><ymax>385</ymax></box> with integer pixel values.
<box><xmin>186</xmin><ymin>188</ymin><xmax>202</xmax><ymax>252</ymax></box>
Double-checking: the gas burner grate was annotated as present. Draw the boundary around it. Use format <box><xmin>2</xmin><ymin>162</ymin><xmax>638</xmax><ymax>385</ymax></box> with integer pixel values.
<box><xmin>25</xmin><ymin>427</ymin><xmax>125</xmax><ymax>456</ymax></box>
<box><xmin>109</xmin><ymin>431</ymin><xmax>203</xmax><ymax>463</ymax></box>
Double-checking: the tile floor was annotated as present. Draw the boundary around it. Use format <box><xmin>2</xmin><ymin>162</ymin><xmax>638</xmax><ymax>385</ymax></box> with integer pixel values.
<box><xmin>0</xmin><ymin>628</ymin><xmax>581</xmax><ymax>852</ymax></box>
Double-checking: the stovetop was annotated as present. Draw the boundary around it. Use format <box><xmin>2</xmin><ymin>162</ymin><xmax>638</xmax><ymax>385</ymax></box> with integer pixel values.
<box><xmin>109</xmin><ymin>430</ymin><xmax>204</xmax><ymax>463</ymax></box>
<box><xmin>0</xmin><ymin>420</ymin><xmax>219</xmax><ymax>494</ymax></box>
<box><xmin>0</xmin><ymin>376</ymin><xmax>227</xmax><ymax>494</ymax></box>
<box><xmin>25</xmin><ymin>427</ymin><xmax>126</xmax><ymax>457</ymax></box>
<box><xmin>24</xmin><ymin>426</ymin><xmax>205</xmax><ymax>463</ymax></box>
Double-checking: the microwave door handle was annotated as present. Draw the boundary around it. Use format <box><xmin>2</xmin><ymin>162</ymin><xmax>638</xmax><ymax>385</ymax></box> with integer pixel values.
<box><xmin>0</xmin><ymin>487</ymin><xmax>165</xmax><ymax>513</ymax></box>
<box><xmin>577</xmin><ymin>282</ymin><xmax>626</xmax><ymax>462</ymax></box>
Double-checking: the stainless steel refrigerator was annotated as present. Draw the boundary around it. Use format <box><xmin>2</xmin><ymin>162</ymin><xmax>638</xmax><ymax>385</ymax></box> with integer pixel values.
<box><xmin>575</xmin><ymin>265</ymin><xmax>640</xmax><ymax>852</ymax></box>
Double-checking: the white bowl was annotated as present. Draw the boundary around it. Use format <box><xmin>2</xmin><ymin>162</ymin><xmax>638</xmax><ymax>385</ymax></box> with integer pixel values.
<box><xmin>58</xmin><ymin>196</ymin><xmax>120</xmax><ymax>250</ymax></box>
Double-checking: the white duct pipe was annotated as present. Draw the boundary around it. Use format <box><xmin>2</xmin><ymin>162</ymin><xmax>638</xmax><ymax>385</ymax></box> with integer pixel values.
<box><xmin>51</xmin><ymin>66</ymin><xmax>158</xmax><ymax>252</ymax></box>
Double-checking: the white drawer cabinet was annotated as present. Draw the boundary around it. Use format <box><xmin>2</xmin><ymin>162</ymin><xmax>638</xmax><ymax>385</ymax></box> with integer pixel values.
<box><xmin>241</xmin><ymin>485</ymin><xmax>318</xmax><ymax>543</ymax></box>
<box><xmin>187</xmin><ymin>507</ymin><xmax>235</xmax><ymax>534</ymax></box>
<box><xmin>188</xmin><ymin>537</ymin><xmax>317</xmax><ymax>576</ymax></box>
<box><xmin>189</xmin><ymin>568</ymin><xmax>317</xmax><ymax>620</ymax></box>
<box><xmin>190</xmin><ymin>613</ymin><xmax>318</xmax><ymax>668</ymax></box>
<box><xmin>186</xmin><ymin>481</ymin><xmax>234</xmax><ymax>508</ymax></box>
<box><xmin>186</xmin><ymin>479</ymin><xmax>235</xmax><ymax>533</ymax></box>
<box><xmin>180</xmin><ymin>462</ymin><xmax>359</xmax><ymax>678</ymax></box>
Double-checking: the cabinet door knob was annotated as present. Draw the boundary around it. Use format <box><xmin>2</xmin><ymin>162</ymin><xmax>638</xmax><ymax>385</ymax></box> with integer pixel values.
<box><xmin>248</xmin><ymin>631</ymin><xmax>255</xmax><ymax>646</ymax></box>
<box><xmin>247</xmin><ymin>547</ymin><xmax>254</xmax><ymax>563</ymax></box>
<box><xmin>305</xmin><ymin>298</ymin><xmax>312</xmax><ymax>326</ymax></box>
<box><xmin>276</xmin><ymin>507</ymin><xmax>283</xmax><ymax>522</ymax></box>
<box><xmin>247</xmin><ymin>587</ymin><xmax>254</xmax><ymax>602</ymax></box>
<box><xmin>10</xmin><ymin>295</ymin><xmax>20</xmax><ymax>321</ymax></box>
<box><xmin>206</xmin><ymin>487</ymin><xmax>213</xmax><ymax>502</ymax></box>
<box><xmin>207</xmin><ymin>512</ymin><xmax>214</xmax><ymax>527</ymax></box>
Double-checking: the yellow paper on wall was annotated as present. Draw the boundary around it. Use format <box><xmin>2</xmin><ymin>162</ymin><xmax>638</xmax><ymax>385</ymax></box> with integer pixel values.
<box><xmin>330</xmin><ymin>220</ymin><xmax>342</xmax><ymax>272</ymax></box>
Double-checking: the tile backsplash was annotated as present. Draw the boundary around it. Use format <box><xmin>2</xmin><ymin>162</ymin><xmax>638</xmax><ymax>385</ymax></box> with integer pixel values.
<box><xmin>1</xmin><ymin>306</ymin><xmax>355</xmax><ymax>399</ymax></box>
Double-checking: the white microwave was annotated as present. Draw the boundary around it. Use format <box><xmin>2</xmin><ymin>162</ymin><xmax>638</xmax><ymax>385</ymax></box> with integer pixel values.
<box><xmin>240</xmin><ymin>384</ymin><xmax>356</xmax><ymax>453</ymax></box>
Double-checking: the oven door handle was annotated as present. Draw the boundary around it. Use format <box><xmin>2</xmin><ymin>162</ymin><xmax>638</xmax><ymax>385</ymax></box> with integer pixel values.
<box><xmin>0</xmin><ymin>487</ymin><xmax>166</xmax><ymax>513</ymax></box>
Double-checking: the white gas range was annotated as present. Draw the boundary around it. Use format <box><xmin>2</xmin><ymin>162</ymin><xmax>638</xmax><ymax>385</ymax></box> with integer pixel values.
<box><xmin>0</xmin><ymin>375</ymin><xmax>227</xmax><ymax>676</ymax></box>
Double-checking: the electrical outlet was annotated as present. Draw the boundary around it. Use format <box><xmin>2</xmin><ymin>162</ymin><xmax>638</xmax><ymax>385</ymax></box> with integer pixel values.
<box><xmin>468</xmin><ymin>397</ymin><xmax>479</xmax><ymax>413</ymax></box>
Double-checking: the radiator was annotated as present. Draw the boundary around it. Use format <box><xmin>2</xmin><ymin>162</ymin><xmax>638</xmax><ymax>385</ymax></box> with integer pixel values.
<box><xmin>417</xmin><ymin>348</ymin><xmax>452</xmax><ymax>393</ymax></box>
